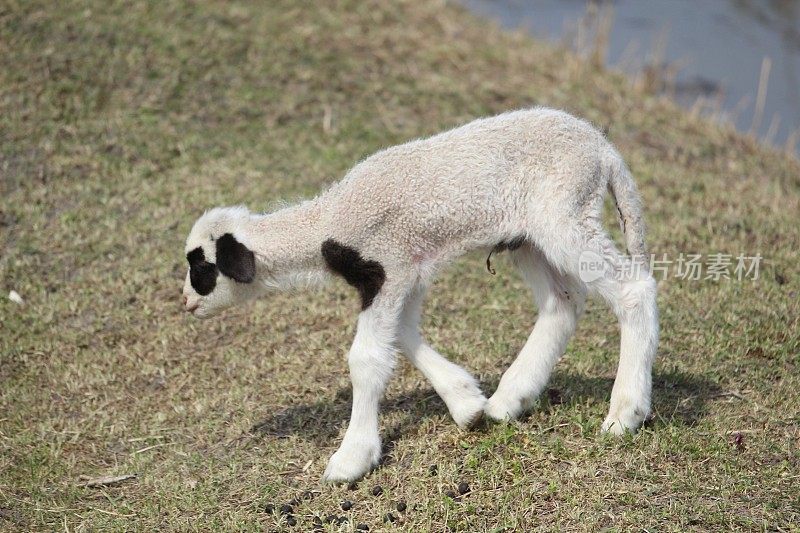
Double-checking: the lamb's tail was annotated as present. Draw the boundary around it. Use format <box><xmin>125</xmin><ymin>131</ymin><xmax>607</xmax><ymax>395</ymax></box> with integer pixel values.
<box><xmin>603</xmin><ymin>147</ymin><xmax>649</xmax><ymax>265</ymax></box>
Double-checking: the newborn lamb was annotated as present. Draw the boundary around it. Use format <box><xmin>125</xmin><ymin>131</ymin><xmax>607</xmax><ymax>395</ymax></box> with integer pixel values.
<box><xmin>181</xmin><ymin>108</ymin><xmax>659</xmax><ymax>482</ymax></box>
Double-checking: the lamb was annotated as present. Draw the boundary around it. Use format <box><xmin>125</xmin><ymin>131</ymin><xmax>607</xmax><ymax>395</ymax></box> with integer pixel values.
<box><xmin>181</xmin><ymin>108</ymin><xmax>659</xmax><ymax>483</ymax></box>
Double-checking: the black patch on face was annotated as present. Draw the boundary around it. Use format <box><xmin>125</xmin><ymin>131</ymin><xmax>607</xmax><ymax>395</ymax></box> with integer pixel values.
<box><xmin>187</xmin><ymin>247</ymin><xmax>218</xmax><ymax>295</ymax></box>
<box><xmin>321</xmin><ymin>239</ymin><xmax>385</xmax><ymax>310</ymax></box>
<box><xmin>216</xmin><ymin>233</ymin><xmax>256</xmax><ymax>283</ymax></box>
<box><xmin>486</xmin><ymin>236</ymin><xmax>527</xmax><ymax>275</ymax></box>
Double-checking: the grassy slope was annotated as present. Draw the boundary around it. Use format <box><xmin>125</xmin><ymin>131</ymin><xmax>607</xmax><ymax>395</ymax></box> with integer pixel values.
<box><xmin>1</xmin><ymin>0</ymin><xmax>798</xmax><ymax>531</ymax></box>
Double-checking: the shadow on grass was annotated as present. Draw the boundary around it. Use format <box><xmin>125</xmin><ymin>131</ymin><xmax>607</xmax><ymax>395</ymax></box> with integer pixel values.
<box><xmin>546</xmin><ymin>368</ymin><xmax>721</xmax><ymax>429</ymax></box>
<box><xmin>250</xmin><ymin>367</ymin><xmax>719</xmax><ymax>450</ymax></box>
<box><xmin>250</xmin><ymin>387</ymin><xmax>447</xmax><ymax>448</ymax></box>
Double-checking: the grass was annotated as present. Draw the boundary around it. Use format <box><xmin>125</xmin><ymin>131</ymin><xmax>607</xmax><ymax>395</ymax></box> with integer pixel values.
<box><xmin>1</xmin><ymin>0</ymin><xmax>799</xmax><ymax>531</ymax></box>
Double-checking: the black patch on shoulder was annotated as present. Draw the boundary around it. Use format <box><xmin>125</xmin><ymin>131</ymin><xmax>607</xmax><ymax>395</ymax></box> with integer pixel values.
<box><xmin>216</xmin><ymin>233</ymin><xmax>256</xmax><ymax>283</ymax></box>
<box><xmin>486</xmin><ymin>236</ymin><xmax>527</xmax><ymax>275</ymax></box>
<box><xmin>321</xmin><ymin>239</ymin><xmax>386</xmax><ymax>309</ymax></box>
<box><xmin>187</xmin><ymin>247</ymin><xmax>218</xmax><ymax>295</ymax></box>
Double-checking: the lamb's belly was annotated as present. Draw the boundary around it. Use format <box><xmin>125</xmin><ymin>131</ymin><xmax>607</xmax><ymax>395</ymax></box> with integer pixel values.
<box><xmin>398</xmin><ymin>200</ymin><xmax>513</xmax><ymax>264</ymax></box>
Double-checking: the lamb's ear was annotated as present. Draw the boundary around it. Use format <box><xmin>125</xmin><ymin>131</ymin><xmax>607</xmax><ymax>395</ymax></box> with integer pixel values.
<box><xmin>216</xmin><ymin>233</ymin><xmax>256</xmax><ymax>283</ymax></box>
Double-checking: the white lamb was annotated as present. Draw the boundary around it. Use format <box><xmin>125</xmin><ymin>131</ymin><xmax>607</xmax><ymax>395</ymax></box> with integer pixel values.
<box><xmin>181</xmin><ymin>108</ymin><xmax>659</xmax><ymax>483</ymax></box>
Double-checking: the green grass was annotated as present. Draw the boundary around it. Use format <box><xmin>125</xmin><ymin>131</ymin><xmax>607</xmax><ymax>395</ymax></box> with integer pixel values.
<box><xmin>1</xmin><ymin>0</ymin><xmax>799</xmax><ymax>531</ymax></box>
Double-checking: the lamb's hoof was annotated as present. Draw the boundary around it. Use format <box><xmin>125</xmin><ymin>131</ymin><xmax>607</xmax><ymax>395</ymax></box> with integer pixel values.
<box><xmin>449</xmin><ymin>393</ymin><xmax>487</xmax><ymax>429</ymax></box>
<box><xmin>484</xmin><ymin>392</ymin><xmax>529</xmax><ymax>422</ymax></box>
<box><xmin>601</xmin><ymin>407</ymin><xmax>647</xmax><ymax>435</ymax></box>
<box><xmin>322</xmin><ymin>440</ymin><xmax>381</xmax><ymax>483</ymax></box>
<box><xmin>439</xmin><ymin>370</ymin><xmax>487</xmax><ymax>428</ymax></box>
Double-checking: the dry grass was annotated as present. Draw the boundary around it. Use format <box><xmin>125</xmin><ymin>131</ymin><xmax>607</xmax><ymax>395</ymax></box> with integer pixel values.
<box><xmin>1</xmin><ymin>0</ymin><xmax>799</xmax><ymax>531</ymax></box>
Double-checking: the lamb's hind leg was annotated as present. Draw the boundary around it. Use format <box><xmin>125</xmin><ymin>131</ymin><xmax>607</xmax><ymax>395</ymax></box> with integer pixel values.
<box><xmin>397</xmin><ymin>287</ymin><xmax>486</xmax><ymax>428</ymax></box>
<box><xmin>589</xmin><ymin>249</ymin><xmax>658</xmax><ymax>435</ymax></box>
<box><xmin>485</xmin><ymin>244</ymin><xmax>586</xmax><ymax>421</ymax></box>
<box><xmin>529</xmin><ymin>222</ymin><xmax>658</xmax><ymax>434</ymax></box>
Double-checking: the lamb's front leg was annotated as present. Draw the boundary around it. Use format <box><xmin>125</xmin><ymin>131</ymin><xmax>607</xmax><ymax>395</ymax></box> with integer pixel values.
<box><xmin>323</xmin><ymin>308</ymin><xmax>397</xmax><ymax>483</ymax></box>
<box><xmin>398</xmin><ymin>288</ymin><xmax>486</xmax><ymax>428</ymax></box>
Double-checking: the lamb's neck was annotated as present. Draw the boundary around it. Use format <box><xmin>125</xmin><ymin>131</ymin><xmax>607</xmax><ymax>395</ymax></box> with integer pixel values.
<box><xmin>246</xmin><ymin>199</ymin><xmax>330</xmax><ymax>289</ymax></box>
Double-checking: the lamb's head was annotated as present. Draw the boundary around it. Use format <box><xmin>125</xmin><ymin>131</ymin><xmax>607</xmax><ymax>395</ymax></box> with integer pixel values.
<box><xmin>182</xmin><ymin>206</ymin><xmax>261</xmax><ymax>318</ymax></box>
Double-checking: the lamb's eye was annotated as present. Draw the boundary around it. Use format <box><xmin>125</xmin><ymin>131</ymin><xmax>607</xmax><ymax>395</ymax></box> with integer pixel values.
<box><xmin>190</xmin><ymin>261</ymin><xmax>218</xmax><ymax>295</ymax></box>
<box><xmin>186</xmin><ymin>247</ymin><xmax>205</xmax><ymax>266</ymax></box>
<box><xmin>186</xmin><ymin>247</ymin><xmax>218</xmax><ymax>295</ymax></box>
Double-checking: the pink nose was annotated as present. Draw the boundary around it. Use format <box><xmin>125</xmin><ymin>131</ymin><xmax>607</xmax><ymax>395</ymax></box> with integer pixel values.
<box><xmin>183</xmin><ymin>296</ymin><xmax>199</xmax><ymax>313</ymax></box>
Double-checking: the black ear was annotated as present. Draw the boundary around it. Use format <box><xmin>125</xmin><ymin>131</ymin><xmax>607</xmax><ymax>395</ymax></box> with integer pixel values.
<box><xmin>216</xmin><ymin>233</ymin><xmax>256</xmax><ymax>283</ymax></box>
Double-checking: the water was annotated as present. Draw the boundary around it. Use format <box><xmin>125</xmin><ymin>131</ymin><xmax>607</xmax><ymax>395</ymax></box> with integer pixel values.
<box><xmin>461</xmin><ymin>0</ymin><xmax>800</xmax><ymax>151</ymax></box>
